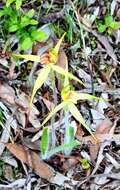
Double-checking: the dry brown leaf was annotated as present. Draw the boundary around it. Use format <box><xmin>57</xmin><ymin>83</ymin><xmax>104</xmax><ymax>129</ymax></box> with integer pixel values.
<box><xmin>8</xmin><ymin>59</ymin><xmax>16</xmax><ymax>80</ymax></box>
<box><xmin>89</xmin><ymin>119</ymin><xmax>112</xmax><ymax>161</ymax></box>
<box><xmin>6</xmin><ymin>143</ymin><xmax>53</xmax><ymax>180</ymax></box>
<box><xmin>75</xmin><ymin>123</ymin><xmax>85</xmax><ymax>139</ymax></box>
<box><xmin>4</xmin><ymin>165</ymin><xmax>13</xmax><ymax>181</ymax></box>
<box><xmin>15</xmin><ymin>93</ymin><xmax>41</xmax><ymax>128</ymax></box>
<box><xmin>56</xmin><ymin>50</ymin><xmax>68</xmax><ymax>90</ymax></box>
<box><xmin>96</xmin><ymin>119</ymin><xmax>112</xmax><ymax>134</ymax></box>
<box><xmin>6</xmin><ymin>143</ymin><xmax>78</xmax><ymax>187</ymax></box>
<box><xmin>41</xmin><ymin>97</ymin><xmax>54</xmax><ymax>111</ymax></box>
<box><xmin>22</xmin><ymin>137</ymin><xmax>40</xmax><ymax>151</ymax></box>
<box><xmin>91</xmin><ymin>31</ymin><xmax>117</xmax><ymax>66</ymax></box>
<box><xmin>62</xmin><ymin>157</ymin><xmax>79</xmax><ymax>172</ymax></box>
<box><xmin>82</xmin><ymin>25</ymin><xmax>118</xmax><ymax>65</ymax></box>
<box><xmin>0</xmin><ymin>82</ymin><xmax>15</xmax><ymax>105</ymax></box>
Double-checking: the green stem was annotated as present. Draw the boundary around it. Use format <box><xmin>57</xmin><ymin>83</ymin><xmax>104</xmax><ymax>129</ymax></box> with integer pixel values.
<box><xmin>50</xmin><ymin>70</ymin><xmax>57</xmax><ymax>148</ymax></box>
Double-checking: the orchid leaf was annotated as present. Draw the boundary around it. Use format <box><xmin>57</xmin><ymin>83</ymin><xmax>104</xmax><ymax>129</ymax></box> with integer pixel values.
<box><xmin>41</xmin><ymin>127</ymin><xmax>49</xmax><ymax>159</ymax></box>
<box><xmin>13</xmin><ymin>53</ymin><xmax>40</xmax><ymax>62</ymax></box>
<box><xmin>42</xmin><ymin>102</ymin><xmax>67</xmax><ymax>126</ymax></box>
<box><xmin>64</xmin><ymin>124</ymin><xmax>75</xmax><ymax>155</ymax></box>
<box><xmin>47</xmin><ymin>140</ymin><xmax>80</xmax><ymax>158</ymax></box>
<box><xmin>50</xmin><ymin>64</ymin><xmax>85</xmax><ymax>86</ymax></box>
<box><xmin>30</xmin><ymin>66</ymin><xmax>51</xmax><ymax>108</ymax></box>
<box><xmin>68</xmin><ymin>102</ymin><xmax>97</xmax><ymax>141</ymax></box>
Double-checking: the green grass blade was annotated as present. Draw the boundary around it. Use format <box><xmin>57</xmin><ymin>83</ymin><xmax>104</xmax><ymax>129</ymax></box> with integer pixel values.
<box><xmin>12</xmin><ymin>53</ymin><xmax>40</xmax><ymax>62</ymax></box>
<box><xmin>30</xmin><ymin>66</ymin><xmax>51</xmax><ymax>109</ymax></box>
<box><xmin>51</xmin><ymin>65</ymin><xmax>85</xmax><ymax>86</ymax></box>
<box><xmin>68</xmin><ymin>102</ymin><xmax>97</xmax><ymax>141</ymax></box>
<box><xmin>42</xmin><ymin>102</ymin><xmax>67</xmax><ymax>126</ymax></box>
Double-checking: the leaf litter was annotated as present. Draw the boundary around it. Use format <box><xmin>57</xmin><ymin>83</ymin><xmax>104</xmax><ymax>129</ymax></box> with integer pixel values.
<box><xmin>0</xmin><ymin>0</ymin><xmax>120</xmax><ymax>189</ymax></box>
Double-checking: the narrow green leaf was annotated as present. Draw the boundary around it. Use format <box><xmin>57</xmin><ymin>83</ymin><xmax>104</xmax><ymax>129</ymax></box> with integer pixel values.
<box><xmin>68</xmin><ymin>102</ymin><xmax>97</xmax><ymax>141</ymax></box>
<box><xmin>12</xmin><ymin>53</ymin><xmax>40</xmax><ymax>62</ymax></box>
<box><xmin>30</xmin><ymin>66</ymin><xmax>51</xmax><ymax>109</ymax></box>
<box><xmin>41</xmin><ymin>127</ymin><xmax>49</xmax><ymax>159</ymax></box>
<box><xmin>67</xmin><ymin>125</ymin><xmax>75</xmax><ymax>142</ymax></box>
<box><xmin>64</xmin><ymin>124</ymin><xmax>75</xmax><ymax>155</ymax></box>
<box><xmin>42</xmin><ymin>102</ymin><xmax>67</xmax><ymax>126</ymax></box>
<box><xmin>16</xmin><ymin>0</ymin><xmax>22</xmax><ymax>10</ymax></box>
<box><xmin>51</xmin><ymin>65</ymin><xmax>85</xmax><ymax>86</ymax></box>
<box><xmin>47</xmin><ymin>140</ymin><xmax>80</xmax><ymax>158</ymax></box>
<box><xmin>6</xmin><ymin>0</ymin><xmax>15</xmax><ymax>7</ymax></box>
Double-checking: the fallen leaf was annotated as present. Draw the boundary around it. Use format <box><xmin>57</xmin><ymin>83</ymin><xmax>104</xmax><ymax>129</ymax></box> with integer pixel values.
<box><xmin>82</xmin><ymin>26</ymin><xmax>118</xmax><ymax>65</ymax></box>
<box><xmin>6</xmin><ymin>143</ymin><xmax>53</xmax><ymax>180</ymax></box>
<box><xmin>0</xmin><ymin>82</ymin><xmax>15</xmax><ymax>105</ymax></box>
<box><xmin>105</xmin><ymin>153</ymin><xmax>120</xmax><ymax>169</ymax></box>
<box><xmin>0</xmin><ymin>124</ymin><xmax>11</xmax><ymax>156</ymax></box>
<box><xmin>6</xmin><ymin>143</ymin><xmax>78</xmax><ymax>187</ymax></box>
<box><xmin>22</xmin><ymin>137</ymin><xmax>40</xmax><ymax>150</ymax></box>
<box><xmin>0</xmin><ymin>178</ymin><xmax>36</xmax><ymax>189</ymax></box>
<box><xmin>75</xmin><ymin>123</ymin><xmax>85</xmax><ymax>140</ymax></box>
<box><xmin>4</xmin><ymin>165</ymin><xmax>13</xmax><ymax>181</ymax></box>
<box><xmin>8</xmin><ymin>58</ymin><xmax>16</xmax><ymax>80</ymax></box>
<box><xmin>91</xmin><ymin>31</ymin><xmax>117</xmax><ymax>66</ymax></box>
<box><xmin>62</xmin><ymin>157</ymin><xmax>79</xmax><ymax>172</ymax></box>
<box><xmin>96</xmin><ymin>118</ymin><xmax>112</xmax><ymax>134</ymax></box>
<box><xmin>15</xmin><ymin>93</ymin><xmax>41</xmax><ymax>128</ymax></box>
<box><xmin>40</xmin><ymin>11</ymin><xmax>64</xmax><ymax>23</ymax></box>
<box><xmin>56</xmin><ymin>50</ymin><xmax>68</xmax><ymax>90</ymax></box>
<box><xmin>89</xmin><ymin>119</ymin><xmax>112</xmax><ymax>162</ymax></box>
<box><xmin>41</xmin><ymin>97</ymin><xmax>54</xmax><ymax>111</ymax></box>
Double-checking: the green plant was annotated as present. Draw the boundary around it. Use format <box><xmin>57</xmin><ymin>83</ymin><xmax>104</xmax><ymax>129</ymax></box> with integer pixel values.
<box><xmin>39</xmin><ymin>71</ymin><xmax>100</xmax><ymax>158</ymax></box>
<box><xmin>40</xmin><ymin>127</ymin><xmax>80</xmax><ymax>159</ymax></box>
<box><xmin>13</xmin><ymin>33</ymin><xmax>84</xmax><ymax>109</ymax></box>
<box><xmin>41</xmin><ymin>84</ymin><xmax>99</xmax><ymax>141</ymax></box>
<box><xmin>82</xmin><ymin>159</ymin><xmax>90</xmax><ymax>170</ymax></box>
<box><xmin>13</xmin><ymin>34</ymin><xmax>101</xmax><ymax>159</ymax></box>
<box><xmin>0</xmin><ymin>3</ymin><xmax>47</xmax><ymax>50</ymax></box>
<box><xmin>66</xmin><ymin>13</ymin><xmax>74</xmax><ymax>43</ymax></box>
<box><xmin>96</xmin><ymin>15</ymin><xmax>120</xmax><ymax>34</ymax></box>
<box><xmin>6</xmin><ymin>0</ymin><xmax>22</xmax><ymax>10</ymax></box>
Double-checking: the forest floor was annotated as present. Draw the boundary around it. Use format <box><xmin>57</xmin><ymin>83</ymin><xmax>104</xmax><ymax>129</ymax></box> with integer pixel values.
<box><xmin>0</xmin><ymin>0</ymin><xmax>120</xmax><ymax>189</ymax></box>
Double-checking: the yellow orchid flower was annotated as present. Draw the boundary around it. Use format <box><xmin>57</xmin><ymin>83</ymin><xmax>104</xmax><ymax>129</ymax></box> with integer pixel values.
<box><xmin>13</xmin><ymin>33</ymin><xmax>84</xmax><ymax>109</ymax></box>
